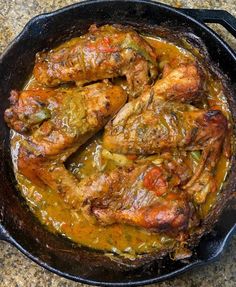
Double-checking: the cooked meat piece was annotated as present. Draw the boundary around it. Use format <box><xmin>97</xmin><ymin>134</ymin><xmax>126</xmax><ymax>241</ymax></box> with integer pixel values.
<box><xmin>103</xmin><ymin>100</ymin><xmax>227</xmax><ymax>156</ymax></box>
<box><xmin>103</xmin><ymin>61</ymin><xmax>227</xmax><ymax>165</ymax></box>
<box><xmin>17</xmin><ymin>150</ymin><xmax>85</xmax><ymax>200</ymax></box>
<box><xmin>88</xmin><ymin>164</ymin><xmax>194</xmax><ymax>233</ymax></box>
<box><xmin>6</xmin><ymin>82</ymin><xmax>126</xmax><ymax>188</ymax></box>
<box><xmin>5</xmin><ymin>82</ymin><xmax>127</xmax><ymax>156</ymax></box>
<box><xmin>154</xmin><ymin>64</ymin><xmax>202</xmax><ymax>102</ymax></box>
<box><xmin>33</xmin><ymin>24</ymin><xmax>158</xmax><ymax>97</ymax></box>
<box><xmin>103</xmin><ymin>94</ymin><xmax>229</xmax><ymax>192</ymax></box>
<box><xmin>4</xmin><ymin>89</ymin><xmax>53</xmax><ymax>133</ymax></box>
<box><xmin>18</xmin><ymin>152</ymin><xmax>195</xmax><ymax>233</ymax></box>
<box><xmin>104</xmin><ymin>63</ymin><xmax>201</xmax><ymax>135</ymax></box>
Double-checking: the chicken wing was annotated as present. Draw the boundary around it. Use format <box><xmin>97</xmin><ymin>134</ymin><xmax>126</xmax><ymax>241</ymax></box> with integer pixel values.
<box><xmin>33</xmin><ymin>25</ymin><xmax>158</xmax><ymax>96</ymax></box>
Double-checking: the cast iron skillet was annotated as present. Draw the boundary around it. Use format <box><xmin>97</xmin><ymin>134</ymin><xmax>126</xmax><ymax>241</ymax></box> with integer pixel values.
<box><xmin>0</xmin><ymin>1</ymin><xmax>236</xmax><ymax>286</ymax></box>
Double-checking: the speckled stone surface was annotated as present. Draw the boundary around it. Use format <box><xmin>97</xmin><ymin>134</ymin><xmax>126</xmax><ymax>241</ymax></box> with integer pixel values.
<box><xmin>0</xmin><ymin>0</ymin><xmax>235</xmax><ymax>286</ymax></box>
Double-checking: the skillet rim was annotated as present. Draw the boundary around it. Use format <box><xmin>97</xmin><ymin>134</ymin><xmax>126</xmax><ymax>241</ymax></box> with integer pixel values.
<box><xmin>0</xmin><ymin>0</ymin><xmax>235</xmax><ymax>285</ymax></box>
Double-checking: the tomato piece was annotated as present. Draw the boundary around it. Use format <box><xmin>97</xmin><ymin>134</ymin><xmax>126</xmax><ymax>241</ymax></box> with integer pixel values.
<box><xmin>87</xmin><ymin>37</ymin><xmax>118</xmax><ymax>53</ymax></box>
<box><xmin>126</xmin><ymin>154</ymin><xmax>138</xmax><ymax>160</ymax></box>
<box><xmin>209</xmin><ymin>105</ymin><xmax>222</xmax><ymax>111</ymax></box>
<box><xmin>143</xmin><ymin>166</ymin><xmax>168</xmax><ymax>196</ymax></box>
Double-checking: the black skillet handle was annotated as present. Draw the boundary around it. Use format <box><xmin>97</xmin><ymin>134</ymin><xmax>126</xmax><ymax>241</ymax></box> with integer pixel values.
<box><xmin>180</xmin><ymin>9</ymin><xmax>236</xmax><ymax>38</ymax></box>
<box><xmin>0</xmin><ymin>224</ymin><xmax>10</xmax><ymax>242</ymax></box>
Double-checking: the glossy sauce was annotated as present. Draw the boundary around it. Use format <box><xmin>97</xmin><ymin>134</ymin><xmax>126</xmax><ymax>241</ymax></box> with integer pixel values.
<box><xmin>11</xmin><ymin>35</ymin><xmax>231</xmax><ymax>256</ymax></box>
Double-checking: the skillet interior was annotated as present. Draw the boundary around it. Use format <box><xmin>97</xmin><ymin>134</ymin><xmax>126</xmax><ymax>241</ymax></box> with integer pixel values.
<box><xmin>0</xmin><ymin>0</ymin><xmax>235</xmax><ymax>285</ymax></box>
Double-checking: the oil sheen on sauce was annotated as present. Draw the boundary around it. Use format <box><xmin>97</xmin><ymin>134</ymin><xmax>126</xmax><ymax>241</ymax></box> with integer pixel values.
<box><xmin>11</xmin><ymin>35</ymin><xmax>230</xmax><ymax>257</ymax></box>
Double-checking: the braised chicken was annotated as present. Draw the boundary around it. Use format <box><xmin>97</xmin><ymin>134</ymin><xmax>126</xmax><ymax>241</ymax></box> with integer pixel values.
<box><xmin>103</xmin><ymin>73</ymin><xmax>228</xmax><ymax>188</ymax></box>
<box><xmin>33</xmin><ymin>25</ymin><xmax>158</xmax><ymax>97</ymax></box>
<box><xmin>5</xmin><ymin>83</ymin><xmax>126</xmax><ymax>184</ymax></box>
<box><xmin>5</xmin><ymin>83</ymin><xmax>126</xmax><ymax>154</ymax></box>
<box><xmin>17</xmin><ymin>148</ymin><xmax>195</xmax><ymax>233</ymax></box>
<box><xmin>6</xmin><ymin>63</ymin><xmax>228</xmax><ymax>229</ymax></box>
<box><xmin>6</xmin><ymin>25</ymin><xmax>232</xmax><ymax>259</ymax></box>
<box><xmin>154</xmin><ymin>64</ymin><xmax>202</xmax><ymax>102</ymax></box>
<box><xmin>86</xmin><ymin>163</ymin><xmax>196</xmax><ymax>233</ymax></box>
<box><xmin>5</xmin><ymin>83</ymin><xmax>196</xmax><ymax>233</ymax></box>
<box><xmin>103</xmin><ymin>99</ymin><xmax>228</xmax><ymax>161</ymax></box>
<box><xmin>5</xmin><ymin>66</ymin><xmax>200</xmax><ymax>230</ymax></box>
<box><xmin>103</xmin><ymin>63</ymin><xmax>201</xmax><ymax>132</ymax></box>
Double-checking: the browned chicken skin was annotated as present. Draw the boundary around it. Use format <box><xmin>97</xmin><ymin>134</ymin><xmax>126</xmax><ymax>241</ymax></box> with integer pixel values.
<box><xmin>33</xmin><ymin>24</ymin><xmax>158</xmax><ymax>97</ymax></box>
<box><xmin>155</xmin><ymin>64</ymin><xmax>202</xmax><ymax>102</ymax></box>
<box><xmin>4</xmin><ymin>89</ymin><xmax>53</xmax><ymax>133</ymax></box>
<box><xmin>87</xmin><ymin>164</ymin><xmax>195</xmax><ymax>232</ymax></box>
<box><xmin>104</xmin><ymin>103</ymin><xmax>228</xmax><ymax>195</ymax></box>
<box><xmin>104</xmin><ymin>63</ymin><xmax>202</xmax><ymax>133</ymax></box>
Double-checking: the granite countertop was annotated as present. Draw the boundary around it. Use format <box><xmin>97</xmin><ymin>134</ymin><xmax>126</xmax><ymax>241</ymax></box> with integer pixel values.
<box><xmin>0</xmin><ymin>1</ymin><xmax>235</xmax><ymax>286</ymax></box>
